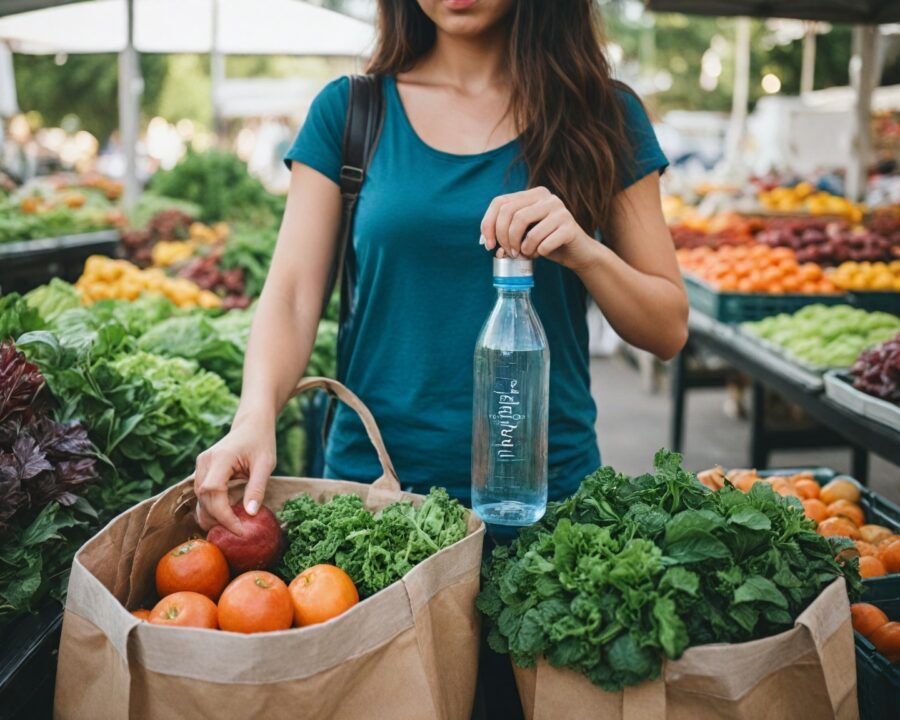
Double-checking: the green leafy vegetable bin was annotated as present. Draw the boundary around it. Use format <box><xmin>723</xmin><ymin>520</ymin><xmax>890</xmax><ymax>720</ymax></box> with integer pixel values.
<box><xmin>477</xmin><ymin>450</ymin><xmax>862</xmax><ymax>692</ymax></box>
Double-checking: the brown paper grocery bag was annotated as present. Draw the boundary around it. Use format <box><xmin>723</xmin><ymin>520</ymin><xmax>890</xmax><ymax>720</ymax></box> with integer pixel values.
<box><xmin>55</xmin><ymin>377</ymin><xmax>485</xmax><ymax>720</ymax></box>
<box><xmin>513</xmin><ymin>577</ymin><xmax>857</xmax><ymax>720</ymax></box>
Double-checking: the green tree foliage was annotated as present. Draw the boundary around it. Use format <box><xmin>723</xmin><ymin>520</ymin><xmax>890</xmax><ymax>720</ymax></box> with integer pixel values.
<box><xmin>602</xmin><ymin>7</ymin><xmax>855</xmax><ymax>113</ymax></box>
<box><xmin>13</xmin><ymin>53</ymin><xmax>167</xmax><ymax>140</ymax></box>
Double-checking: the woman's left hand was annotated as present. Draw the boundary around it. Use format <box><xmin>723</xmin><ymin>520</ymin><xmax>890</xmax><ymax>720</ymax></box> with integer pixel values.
<box><xmin>480</xmin><ymin>186</ymin><xmax>598</xmax><ymax>272</ymax></box>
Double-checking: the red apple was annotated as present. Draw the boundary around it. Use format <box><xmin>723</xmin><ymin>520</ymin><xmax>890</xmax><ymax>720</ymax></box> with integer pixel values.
<box><xmin>207</xmin><ymin>503</ymin><xmax>283</xmax><ymax>573</ymax></box>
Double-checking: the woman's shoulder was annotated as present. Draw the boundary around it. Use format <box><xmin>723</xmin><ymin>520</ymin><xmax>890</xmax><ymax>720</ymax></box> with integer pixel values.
<box><xmin>308</xmin><ymin>76</ymin><xmax>351</xmax><ymax>124</ymax></box>
<box><xmin>612</xmin><ymin>82</ymin><xmax>652</xmax><ymax>124</ymax></box>
<box><xmin>610</xmin><ymin>83</ymin><xmax>669</xmax><ymax>188</ymax></box>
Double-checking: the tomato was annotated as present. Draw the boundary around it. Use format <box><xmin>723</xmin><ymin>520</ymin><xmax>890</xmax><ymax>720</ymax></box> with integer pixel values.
<box><xmin>859</xmin><ymin>556</ymin><xmax>887</xmax><ymax>578</ymax></box>
<box><xmin>156</xmin><ymin>538</ymin><xmax>230</xmax><ymax>601</ymax></box>
<box><xmin>851</xmin><ymin>603</ymin><xmax>889</xmax><ymax>638</ymax></box>
<box><xmin>826</xmin><ymin>500</ymin><xmax>865</xmax><ymax>528</ymax></box>
<box><xmin>792</xmin><ymin>479</ymin><xmax>821</xmax><ymax>500</ymax></box>
<box><xmin>802</xmin><ymin>499</ymin><xmax>829</xmax><ymax>524</ymax></box>
<box><xmin>149</xmin><ymin>592</ymin><xmax>218</xmax><ymax>629</ymax></box>
<box><xmin>131</xmin><ymin>609</ymin><xmax>151</xmax><ymax>621</ymax></box>
<box><xmin>289</xmin><ymin>564</ymin><xmax>359</xmax><ymax>627</ymax></box>
<box><xmin>859</xmin><ymin>524</ymin><xmax>893</xmax><ymax>545</ymax></box>
<box><xmin>817</xmin><ymin>517</ymin><xmax>861</xmax><ymax>539</ymax></box>
<box><xmin>870</xmin><ymin>622</ymin><xmax>900</xmax><ymax>664</ymax></box>
<box><xmin>855</xmin><ymin>541</ymin><xmax>878</xmax><ymax>557</ymax></box>
<box><xmin>819</xmin><ymin>478</ymin><xmax>861</xmax><ymax>506</ymax></box>
<box><xmin>218</xmin><ymin>571</ymin><xmax>293</xmax><ymax>634</ymax></box>
<box><xmin>878</xmin><ymin>539</ymin><xmax>900</xmax><ymax>573</ymax></box>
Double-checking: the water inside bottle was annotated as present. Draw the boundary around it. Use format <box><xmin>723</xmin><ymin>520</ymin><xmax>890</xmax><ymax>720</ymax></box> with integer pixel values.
<box><xmin>471</xmin><ymin>346</ymin><xmax>548</xmax><ymax>526</ymax></box>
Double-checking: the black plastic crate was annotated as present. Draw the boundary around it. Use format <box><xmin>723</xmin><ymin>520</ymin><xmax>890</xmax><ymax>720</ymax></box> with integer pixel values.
<box><xmin>684</xmin><ymin>275</ymin><xmax>848</xmax><ymax>323</ymax></box>
<box><xmin>0</xmin><ymin>602</ymin><xmax>63</xmax><ymax>720</ymax></box>
<box><xmin>854</xmin><ymin>579</ymin><xmax>900</xmax><ymax>720</ymax></box>
<box><xmin>848</xmin><ymin>291</ymin><xmax>900</xmax><ymax>316</ymax></box>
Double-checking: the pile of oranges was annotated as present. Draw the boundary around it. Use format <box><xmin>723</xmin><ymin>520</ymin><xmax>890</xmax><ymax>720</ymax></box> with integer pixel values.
<box><xmin>677</xmin><ymin>245</ymin><xmax>841</xmax><ymax>294</ymax></box>
<box><xmin>699</xmin><ymin>468</ymin><xmax>900</xmax><ymax>579</ymax></box>
<box><xmin>851</xmin><ymin>603</ymin><xmax>900</xmax><ymax>664</ymax></box>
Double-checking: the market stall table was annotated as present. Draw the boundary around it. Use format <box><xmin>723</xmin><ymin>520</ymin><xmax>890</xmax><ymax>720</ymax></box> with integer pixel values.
<box><xmin>671</xmin><ymin>311</ymin><xmax>900</xmax><ymax>482</ymax></box>
<box><xmin>0</xmin><ymin>230</ymin><xmax>119</xmax><ymax>293</ymax></box>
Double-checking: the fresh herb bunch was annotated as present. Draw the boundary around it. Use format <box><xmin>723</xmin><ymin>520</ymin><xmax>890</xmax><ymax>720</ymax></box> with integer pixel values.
<box><xmin>279</xmin><ymin>488</ymin><xmax>468</xmax><ymax>597</ymax></box>
<box><xmin>477</xmin><ymin>450</ymin><xmax>861</xmax><ymax>692</ymax></box>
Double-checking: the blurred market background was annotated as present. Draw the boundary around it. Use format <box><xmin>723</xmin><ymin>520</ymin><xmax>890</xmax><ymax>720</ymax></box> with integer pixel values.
<box><xmin>2</xmin><ymin>6</ymin><xmax>900</xmax><ymax>707</ymax></box>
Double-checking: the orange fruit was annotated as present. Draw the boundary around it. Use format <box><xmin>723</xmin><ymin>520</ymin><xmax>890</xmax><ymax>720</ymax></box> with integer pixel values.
<box><xmin>155</xmin><ymin>538</ymin><xmax>230</xmax><ymax>602</ymax></box>
<box><xmin>878</xmin><ymin>539</ymin><xmax>900</xmax><ymax>573</ymax></box>
<box><xmin>803</xmin><ymin>499</ymin><xmax>830</xmax><ymax>524</ymax></box>
<box><xmin>131</xmin><ymin>609</ymin><xmax>151</xmax><ymax>621</ymax></box>
<box><xmin>817</xmin><ymin>517</ymin><xmax>861</xmax><ymax>539</ymax></box>
<box><xmin>859</xmin><ymin>556</ymin><xmax>887</xmax><ymax>578</ymax></box>
<box><xmin>288</xmin><ymin>564</ymin><xmax>359</xmax><ymax>627</ymax></box>
<box><xmin>149</xmin><ymin>591</ymin><xmax>218</xmax><ymax>629</ymax></box>
<box><xmin>856</xmin><ymin>541</ymin><xmax>878</xmax><ymax>557</ymax></box>
<box><xmin>218</xmin><ymin>571</ymin><xmax>293</xmax><ymax>634</ymax></box>
<box><xmin>793</xmin><ymin>479</ymin><xmax>821</xmax><ymax>500</ymax></box>
<box><xmin>851</xmin><ymin>603</ymin><xmax>889</xmax><ymax>638</ymax></box>
<box><xmin>827</xmin><ymin>500</ymin><xmax>865</xmax><ymax>528</ymax></box>
<box><xmin>859</xmin><ymin>525</ymin><xmax>893</xmax><ymax>545</ymax></box>
<box><xmin>870</xmin><ymin>622</ymin><xmax>900</xmax><ymax>663</ymax></box>
<box><xmin>820</xmin><ymin>479</ymin><xmax>861</xmax><ymax>506</ymax></box>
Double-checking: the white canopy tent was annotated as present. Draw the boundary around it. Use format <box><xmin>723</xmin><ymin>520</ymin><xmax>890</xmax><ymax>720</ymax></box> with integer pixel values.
<box><xmin>0</xmin><ymin>0</ymin><xmax>374</xmax><ymax>56</ymax></box>
<box><xmin>0</xmin><ymin>0</ymin><xmax>375</xmax><ymax>204</ymax></box>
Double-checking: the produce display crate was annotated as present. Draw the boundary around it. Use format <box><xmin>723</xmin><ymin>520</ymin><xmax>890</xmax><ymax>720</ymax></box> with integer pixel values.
<box><xmin>854</xmin><ymin>578</ymin><xmax>900</xmax><ymax>720</ymax></box>
<box><xmin>684</xmin><ymin>275</ymin><xmax>848</xmax><ymax>324</ymax></box>
<box><xmin>0</xmin><ymin>231</ymin><xmax>120</xmax><ymax>294</ymax></box>
<box><xmin>824</xmin><ymin>371</ymin><xmax>900</xmax><ymax>433</ymax></box>
<box><xmin>731</xmin><ymin>329</ymin><xmax>828</xmax><ymax>391</ymax></box>
<box><xmin>848</xmin><ymin>291</ymin><xmax>900</xmax><ymax>316</ymax></box>
<box><xmin>0</xmin><ymin>602</ymin><xmax>63</xmax><ymax>720</ymax></box>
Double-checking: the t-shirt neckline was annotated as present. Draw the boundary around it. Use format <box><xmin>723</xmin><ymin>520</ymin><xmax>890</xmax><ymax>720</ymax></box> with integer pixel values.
<box><xmin>386</xmin><ymin>76</ymin><xmax>519</xmax><ymax>163</ymax></box>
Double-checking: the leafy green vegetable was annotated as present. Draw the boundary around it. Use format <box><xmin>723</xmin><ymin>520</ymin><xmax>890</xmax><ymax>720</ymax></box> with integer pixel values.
<box><xmin>0</xmin><ymin>293</ymin><xmax>43</xmax><ymax>341</ymax></box>
<box><xmin>0</xmin><ymin>341</ymin><xmax>100</xmax><ymax>628</ymax></box>
<box><xmin>478</xmin><ymin>450</ymin><xmax>862</xmax><ymax>692</ymax></box>
<box><xmin>24</xmin><ymin>279</ymin><xmax>81</xmax><ymax>323</ymax></box>
<box><xmin>279</xmin><ymin>488</ymin><xmax>467</xmax><ymax>596</ymax></box>
<box><xmin>147</xmin><ymin>150</ymin><xmax>281</xmax><ymax>224</ymax></box>
<box><xmin>16</xmin><ymin>332</ymin><xmax>237</xmax><ymax>509</ymax></box>
<box><xmin>0</xmin><ymin>499</ymin><xmax>97</xmax><ymax>625</ymax></box>
<box><xmin>220</xmin><ymin>225</ymin><xmax>277</xmax><ymax>298</ymax></box>
<box><xmin>138</xmin><ymin>313</ymin><xmax>247</xmax><ymax>393</ymax></box>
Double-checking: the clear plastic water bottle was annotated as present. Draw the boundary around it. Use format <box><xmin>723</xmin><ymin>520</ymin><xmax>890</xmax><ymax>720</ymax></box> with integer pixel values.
<box><xmin>471</xmin><ymin>256</ymin><xmax>549</xmax><ymax>525</ymax></box>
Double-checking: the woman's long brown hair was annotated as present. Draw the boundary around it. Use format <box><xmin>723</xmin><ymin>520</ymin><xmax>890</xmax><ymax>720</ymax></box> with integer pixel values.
<box><xmin>367</xmin><ymin>0</ymin><xmax>635</xmax><ymax>235</ymax></box>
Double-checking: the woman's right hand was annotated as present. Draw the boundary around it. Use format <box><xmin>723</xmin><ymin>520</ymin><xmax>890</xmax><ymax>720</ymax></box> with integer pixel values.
<box><xmin>193</xmin><ymin>415</ymin><xmax>277</xmax><ymax>535</ymax></box>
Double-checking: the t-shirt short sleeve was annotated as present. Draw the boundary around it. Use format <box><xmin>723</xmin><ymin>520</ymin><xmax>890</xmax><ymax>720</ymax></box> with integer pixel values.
<box><xmin>616</xmin><ymin>87</ymin><xmax>669</xmax><ymax>190</ymax></box>
<box><xmin>283</xmin><ymin>76</ymin><xmax>349</xmax><ymax>184</ymax></box>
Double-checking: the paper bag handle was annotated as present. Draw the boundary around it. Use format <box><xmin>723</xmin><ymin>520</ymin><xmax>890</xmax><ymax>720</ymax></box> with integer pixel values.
<box><xmin>171</xmin><ymin>376</ymin><xmax>402</xmax><ymax>511</ymax></box>
<box><xmin>289</xmin><ymin>376</ymin><xmax>400</xmax><ymax>491</ymax></box>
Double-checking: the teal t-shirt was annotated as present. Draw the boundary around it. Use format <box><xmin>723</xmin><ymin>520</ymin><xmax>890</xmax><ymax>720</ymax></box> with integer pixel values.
<box><xmin>285</xmin><ymin>75</ymin><xmax>667</xmax><ymax>502</ymax></box>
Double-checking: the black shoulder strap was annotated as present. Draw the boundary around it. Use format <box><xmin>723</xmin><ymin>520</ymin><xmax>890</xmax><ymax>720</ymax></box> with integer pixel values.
<box><xmin>323</xmin><ymin>74</ymin><xmax>384</xmax><ymax>331</ymax></box>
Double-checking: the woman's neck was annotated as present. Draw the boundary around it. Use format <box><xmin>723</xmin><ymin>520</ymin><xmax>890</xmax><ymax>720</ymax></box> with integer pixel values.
<box><xmin>417</xmin><ymin>24</ymin><xmax>509</xmax><ymax>94</ymax></box>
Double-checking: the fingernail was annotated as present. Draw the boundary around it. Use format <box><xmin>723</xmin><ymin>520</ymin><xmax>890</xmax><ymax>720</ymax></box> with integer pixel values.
<box><xmin>511</xmin><ymin>249</ymin><xmax>519</xmax><ymax>258</ymax></box>
<box><xmin>246</xmin><ymin>499</ymin><xmax>259</xmax><ymax>515</ymax></box>
<box><xmin>479</xmin><ymin>233</ymin><xmax>486</xmax><ymax>246</ymax></box>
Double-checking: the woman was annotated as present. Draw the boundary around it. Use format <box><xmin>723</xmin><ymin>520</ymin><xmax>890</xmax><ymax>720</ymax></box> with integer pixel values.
<box><xmin>194</xmin><ymin>0</ymin><xmax>688</xmax><ymax>535</ymax></box>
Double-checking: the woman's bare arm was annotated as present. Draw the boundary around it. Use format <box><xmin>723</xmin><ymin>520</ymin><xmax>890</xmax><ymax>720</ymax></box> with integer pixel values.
<box><xmin>482</xmin><ymin>172</ymin><xmax>688</xmax><ymax>360</ymax></box>
<box><xmin>575</xmin><ymin>173</ymin><xmax>688</xmax><ymax>360</ymax></box>
<box><xmin>194</xmin><ymin>164</ymin><xmax>342</xmax><ymax>533</ymax></box>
